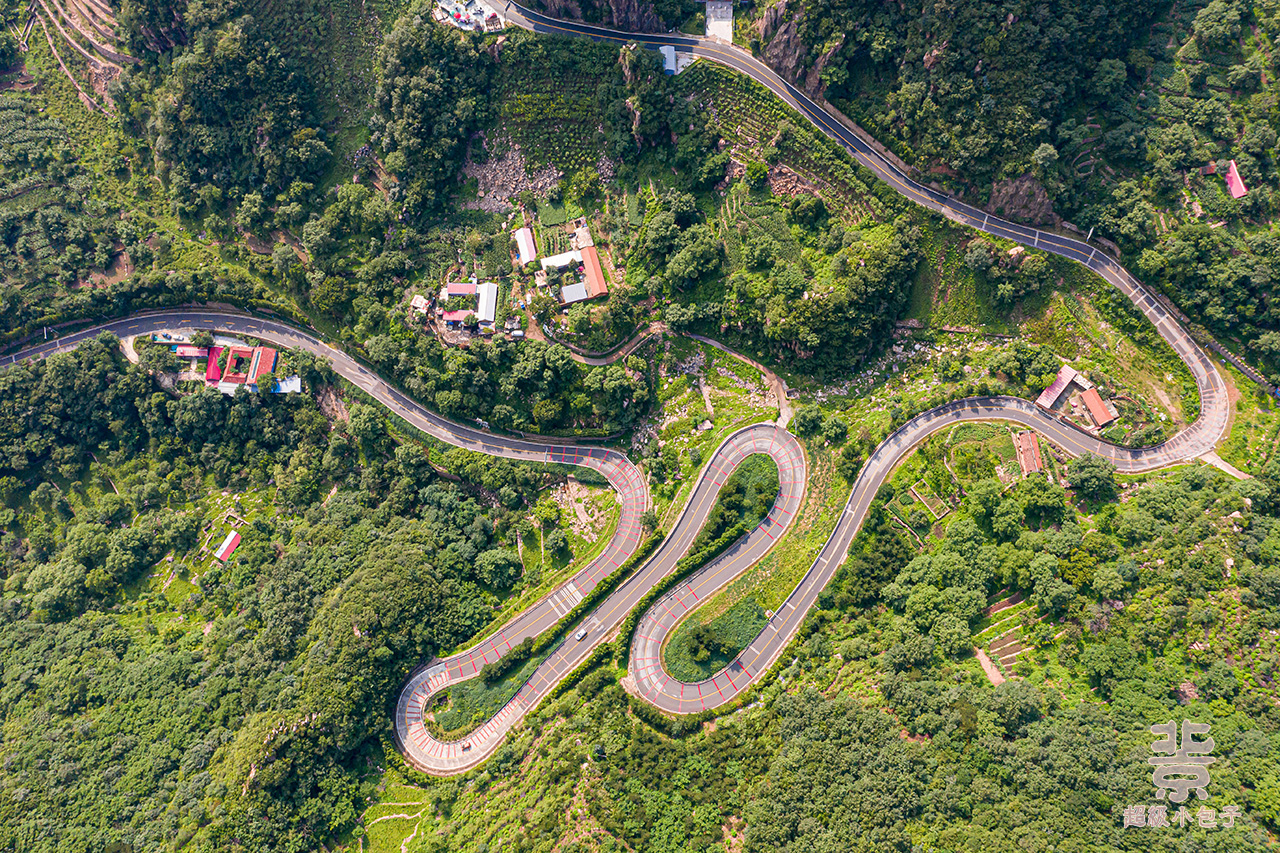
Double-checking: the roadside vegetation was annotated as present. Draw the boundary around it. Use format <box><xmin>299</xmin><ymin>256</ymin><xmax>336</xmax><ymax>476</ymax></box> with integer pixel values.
<box><xmin>353</xmin><ymin>441</ymin><xmax>1280</xmax><ymax>853</ymax></box>
<box><xmin>0</xmin><ymin>338</ymin><xmax>619</xmax><ymax>851</ymax></box>
<box><xmin>3</xmin><ymin>0</ymin><xmax>1280</xmax><ymax>851</ymax></box>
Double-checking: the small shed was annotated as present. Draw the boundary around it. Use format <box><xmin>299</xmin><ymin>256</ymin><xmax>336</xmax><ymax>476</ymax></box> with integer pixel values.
<box><xmin>1081</xmin><ymin>388</ymin><xmax>1117</xmax><ymax>427</ymax></box>
<box><xmin>513</xmin><ymin>227</ymin><xmax>537</xmax><ymax>266</ymax></box>
<box><xmin>559</xmin><ymin>281</ymin><xmax>589</xmax><ymax>304</ymax></box>
<box><xmin>477</xmin><ymin>282</ymin><xmax>499</xmax><ymax>326</ymax></box>
<box><xmin>542</xmin><ymin>249</ymin><xmax>582</xmax><ymax>271</ymax></box>
<box><xmin>1035</xmin><ymin>365</ymin><xmax>1079</xmax><ymax>410</ymax></box>
<box><xmin>1015</xmin><ymin>431</ymin><xmax>1044</xmax><ymax>476</ymax></box>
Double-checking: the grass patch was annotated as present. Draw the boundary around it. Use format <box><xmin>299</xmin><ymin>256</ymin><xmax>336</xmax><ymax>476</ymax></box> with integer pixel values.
<box><xmin>427</xmin><ymin>652</ymin><xmax>548</xmax><ymax>739</ymax></box>
<box><xmin>663</xmin><ymin>597</ymin><xmax>769</xmax><ymax>682</ymax></box>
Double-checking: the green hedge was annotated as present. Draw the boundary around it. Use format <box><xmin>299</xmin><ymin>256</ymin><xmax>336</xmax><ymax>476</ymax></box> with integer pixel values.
<box><xmin>615</xmin><ymin>519</ymin><xmax>752</xmax><ymax>667</ymax></box>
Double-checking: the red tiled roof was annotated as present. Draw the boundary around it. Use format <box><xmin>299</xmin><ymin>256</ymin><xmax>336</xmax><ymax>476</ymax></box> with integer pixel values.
<box><xmin>1081</xmin><ymin>388</ymin><xmax>1115</xmax><ymax>426</ymax></box>
<box><xmin>222</xmin><ymin>346</ymin><xmax>256</xmax><ymax>382</ymax></box>
<box><xmin>206</xmin><ymin>347</ymin><xmax>223</xmax><ymax>383</ymax></box>
<box><xmin>580</xmin><ymin>246</ymin><xmax>608</xmax><ymax>298</ymax></box>
<box><xmin>1015</xmin><ymin>431</ymin><xmax>1043</xmax><ymax>475</ymax></box>
<box><xmin>250</xmin><ymin>347</ymin><xmax>277</xmax><ymax>383</ymax></box>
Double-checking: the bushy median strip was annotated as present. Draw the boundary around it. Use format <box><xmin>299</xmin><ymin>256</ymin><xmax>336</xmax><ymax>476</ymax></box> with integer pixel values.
<box><xmin>615</xmin><ymin>520</ymin><xmax>753</xmax><ymax>667</ymax></box>
<box><xmin>443</xmin><ymin>532</ymin><xmax>664</xmax><ymax>694</ymax></box>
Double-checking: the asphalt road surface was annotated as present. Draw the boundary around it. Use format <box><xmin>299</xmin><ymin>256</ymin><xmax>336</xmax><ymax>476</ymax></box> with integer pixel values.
<box><xmin>7</xmin><ymin>13</ymin><xmax>1233</xmax><ymax>774</ymax></box>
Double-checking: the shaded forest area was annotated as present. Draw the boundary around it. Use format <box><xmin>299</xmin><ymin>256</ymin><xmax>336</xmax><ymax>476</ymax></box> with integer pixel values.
<box><xmin>791</xmin><ymin>0</ymin><xmax>1280</xmax><ymax>380</ymax></box>
<box><xmin>0</xmin><ymin>336</ymin><xmax>589</xmax><ymax>851</ymax></box>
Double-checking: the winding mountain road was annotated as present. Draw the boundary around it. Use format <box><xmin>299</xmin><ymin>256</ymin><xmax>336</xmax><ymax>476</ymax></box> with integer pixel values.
<box><xmin>6</xmin><ymin>8</ymin><xmax>1235</xmax><ymax>778</ymax></box>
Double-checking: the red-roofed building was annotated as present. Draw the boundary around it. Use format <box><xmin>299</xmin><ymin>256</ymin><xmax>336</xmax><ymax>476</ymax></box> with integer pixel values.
<box><xmin>217</xmin><ymin>345</ymin><xmax>278</xmax><ymax>392</ymax></box>
<box><xmin>250</xmin><ymin>347</ymin><xmax>277</xmax><ymax>383</ymax></box>
<box><xmin>1081</xmin><ymin>387</ymin><xmax>1117</xmax><ymax>427</ymax></box>
<box><xmin>222</xmin><ymin>346</ymin><xmax>256</xmax><ymax>383</ymax></box>
<box><xmin>1035</xmin><ymin>365</ymin><xmax>1079</xmax><ymax>410</ymax></box>
<box><xmin>580</xmin><ymin>246</ymin><xmax>609</xmax><ymax>299</ymax></box>
<box><xmin>438</xmin><ymin>282</ymin><xmax>483</xmax><ymax>325</ymax></box>
<box><xmin>1226</xmin><ymin>160</ymin><xmax>1248</xmax><ymax>199</ymax></box>
<box><xmin>214</xmin><ymin>530</ymin><xmax>241</xmax><ymax>562</ymax></box>
<box><xmin>205</xmin><ymin>347</ymin><xmax>224</xmax><ymax>384</ymax></box>
<box><xmin>1015</xmin><ymin>431</ymin><xmax>1044</xmax><ymax>476</ymax></box>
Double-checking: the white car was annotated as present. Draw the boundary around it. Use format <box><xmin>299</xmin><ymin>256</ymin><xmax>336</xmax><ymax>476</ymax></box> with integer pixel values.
<box><xmin>575</xmin><ymin>629</ymin><xmax>588</xmax><ymax>641</ymax></box>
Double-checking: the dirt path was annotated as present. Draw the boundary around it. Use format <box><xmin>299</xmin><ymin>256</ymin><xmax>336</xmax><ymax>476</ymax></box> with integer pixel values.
<box><xmin>1198</xmin><ymin>450</ymin><xmax>1251</xmax><ymax>480</ymax></box>
<box><xmin>688</xmin><ymin>333</ymin><xmax>794</xmax><ymax>428</ymax></box>
<box><xmin>975</xmin><ymin>648</ymin><xmax>1006</xmax><ymax>686</ymax></box>
<box><xmin>697</xmin><ymin>374</ymin><xmax>714</xmax><ymax>420</ymax></box>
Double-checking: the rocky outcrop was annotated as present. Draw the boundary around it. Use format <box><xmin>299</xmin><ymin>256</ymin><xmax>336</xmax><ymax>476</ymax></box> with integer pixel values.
<box><xmin>803</xmin><ymin>34</ymin><xmax>843</xmax><ymax>95</ymax></box>
<box><xmin>136</xmin><ymin>6</ymin><xmax>186</xmax><ymax>53</ymax></box>
<box><xmin>761</xmin><ymin>2</ymin><xmax>806</xmax><ymax>86</ymax></box>
<box><xmin>759</xmin><ymin>1</ymin><xmax>832</xmax><ymax>96</ymax></box>
<box><xmin>986</xmin><ymin>173</ymin><xmax>1060</xmax><ymax>226</ymax></box>
<box><xmin>605</xmin><ymin>0</ymin><xmax>661</xmax><ymax>31</ymax></box>
<box><xmin>536</xmin><ymin>0</ymin><xmax>586</xmax><ymax>23</ymax></box>
<box><xmin>727</xmin><ymin>159</ymin><xmax>821</xmax><ymax>198</ymax></box>
<box><xmin>759</xmin><ymin>0</ymin><xmax>789</xmax><ymax>39</ymax></box>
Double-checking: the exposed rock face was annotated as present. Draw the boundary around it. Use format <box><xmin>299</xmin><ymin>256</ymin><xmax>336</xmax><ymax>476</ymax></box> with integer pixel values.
<box><xmin>727</xmin><ymin>159</ymin><xmax>821</xmax><ymax>198</ymax></box>
<box><xmin>759</xmin><ymin>0</ymin><xmax>789</xmax><ymax>39</ymax></box>
<box><xmin>804</xmin><ymin>34</ymin><xmax>844</xmax><ymax>95</ymax></box>
<box><xmin>762</xmin><ymin>3</ymin><xmax>806</xmax><ymax>86</ymax></box>
<box><xmin>539</xmin><ymin>0</ymin><xmax>662</xmax><ymax>30</ymax></box>
<box><xmin>759</xmin><ymin>1</ymin><xmax>830</xmax><ymax>96</ymax></box>
<box><xmin>537</xmin><ymin>0</ymin><xmax>587</xmax><ymax>22</ymax></box>
<box><xmin>923</xmin><ymin>41</ymin><xmax>947</xmax><ymax>70</ymax></box>
<box><xmin>986</xmin><ymin>173</ymin><xmax>1060</xmax><ymax>226</ymax></box>
<box><xmin>137</xmin><ymin>6</ymin><xmax>187</xmax><ymax>53</ymax></box>
<box><xmin>462</xmin><ymin>141</ymin><xmax>562</xmax><ymax>213</ymax></box>
<box><xmin>605</xmin><ymin>0</ymin><xmax>661</xmax><ymax>31</ymax></box>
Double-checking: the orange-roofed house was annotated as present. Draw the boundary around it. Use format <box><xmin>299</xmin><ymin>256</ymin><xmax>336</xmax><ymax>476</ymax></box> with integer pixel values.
<box><xmin>1081</xmin><ymin>387</ymin><xmax>1117</xmax><ymax>427</ymax></box>
<box><xmin>580</xmin><ymin>246</ymin><xmax>609</xmax><ymax>299</ymax></box>
<box><xmin>1226</xmin><ymin>160</ymin><xmax>1248</xmax><ymax>199</ymax></box>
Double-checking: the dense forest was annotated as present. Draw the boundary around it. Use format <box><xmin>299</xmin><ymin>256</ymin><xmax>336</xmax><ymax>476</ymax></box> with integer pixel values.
<box><xmin>780</xmin><ymin>0</ymin><xmax>1280</xmax><ymax>380</ymax></box>
<box><xmin>3</xmin><ymin>0</ymin><xmax>1280</xmax><ymax>850</ymax></box>
<box><xmin>0</xmin><ymin>337</ymin><xmax>592</xmax><ymax>851</ymax></box>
